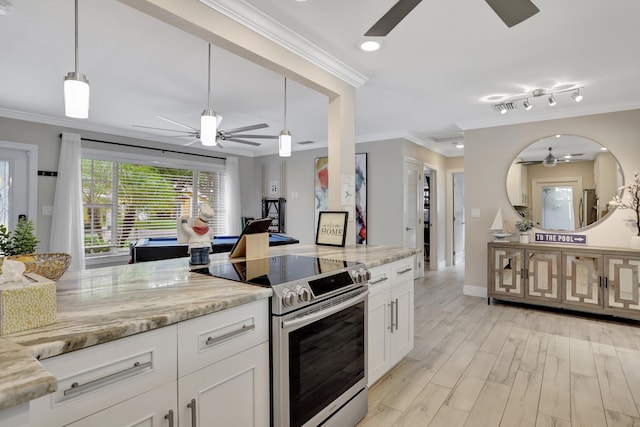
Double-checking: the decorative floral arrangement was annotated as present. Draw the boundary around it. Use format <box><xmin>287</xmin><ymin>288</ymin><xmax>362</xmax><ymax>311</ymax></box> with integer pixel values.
<box><xmin>515</xmin><ymin>218</ymin><xmax>536</xmax><ymax>233</ymax></box>
<box><xmin>609</xmin><ymin>171</ymin><xmax>640</xmax><ymax>236</ymax></box>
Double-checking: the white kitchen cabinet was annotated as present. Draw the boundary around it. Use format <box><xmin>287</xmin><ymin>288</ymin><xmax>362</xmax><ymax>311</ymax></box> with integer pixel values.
<box><xmin>0</xmin><ymin>404</ymin><xmax>29</xmax><ymax>427</ymax></box>
<box><xmin>178</xmin><ymin>341</ymin><xmax>269</xmax><ymax>427</ymax></box>
<box><xmin>367</xmin><ymin>256</ymin><xmax>415</xmax><ymax>386</ymax></box>
<box><xmin>507</xmin><ymin>160</ymin><xmax>529</xmax><ymax>207</ymax></box>
<box><xmin>66</xmin><ymin>381</ymin><xmax>177</xmax><ymax>427</ymax></box>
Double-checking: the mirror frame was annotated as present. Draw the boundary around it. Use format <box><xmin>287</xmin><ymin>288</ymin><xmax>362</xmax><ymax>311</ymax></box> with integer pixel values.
<box><xmin>506</xmin><ymin>134</ymin><xmax>624</xmax><ymax>232</ymax></box>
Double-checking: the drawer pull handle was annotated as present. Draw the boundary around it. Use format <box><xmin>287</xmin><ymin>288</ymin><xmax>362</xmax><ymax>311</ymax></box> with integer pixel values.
<box><xmin>205</xmin><ymin>324</ymin><xmax>255</xmax><ymax>347</ymax></box>
<box><xmin>369</xmin><ymin>276</ymin><xmax>388</xmax><ymax>285</ymax></box>
<box><xmin>395</xmin><ymin>298</ymin><xmax>399</xmax><ymax>330</ymax></box>
<box><xmin>397</xmin><ymin>267</ymin><xmax>412</xmax><ymax>275</ymax></box>
<box><xmin>63</xmin><ymin>361</ymin><xmax>152</xmax><ymax>397</ymax></box>
<box><xmin>165</xmin><ymin>410</ymin><xmax>175</xmax><ymax>427</ymax></box>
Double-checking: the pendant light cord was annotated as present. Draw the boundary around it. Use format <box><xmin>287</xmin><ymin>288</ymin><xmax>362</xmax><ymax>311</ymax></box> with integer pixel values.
<box><xmin>207</xmin><ymin>43</ymin><xmax>212</xmax><ymax>111</ymax></box>
<box><xmin>283</xmin><ymin>77</ymin><xmax>287</xmax><ymax>129</ymax></box>
<box><xmin>74</xmin><ymin>0</ymin><xmax>79</xmax><ymax>74</ymax></box>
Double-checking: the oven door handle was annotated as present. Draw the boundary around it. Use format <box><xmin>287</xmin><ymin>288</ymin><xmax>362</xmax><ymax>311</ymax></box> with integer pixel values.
<box><xmin>281</xmin><ymin>290</ymin><xmax>369</xmax><ymax>331</ymax></box>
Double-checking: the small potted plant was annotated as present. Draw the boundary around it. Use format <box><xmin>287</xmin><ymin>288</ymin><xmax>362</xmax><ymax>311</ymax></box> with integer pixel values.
<box><xmin>515</xmin><ymin>218</ymin><xmax>535</xmax><ymax>243</ymax></box>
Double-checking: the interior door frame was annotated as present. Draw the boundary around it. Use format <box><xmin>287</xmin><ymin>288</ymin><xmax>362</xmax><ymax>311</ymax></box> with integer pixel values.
<box><xmin>449</xmin><ymin>168</ymin><xmax>464</xmax><ymax>265</ymax></box>
<box><xmin>403</xmin><ymin>157</ymin><xmax>422</xmax><ymax>276</ymax></box>
<box><xmin>423</xmin><ymin>162</ymin><xmax>438</xmax><ymax>271</ymax></box>
<box><xmin>0</xmin><ymin>141</ymin><xmax>38</xmax><ymax>228</ymax></box>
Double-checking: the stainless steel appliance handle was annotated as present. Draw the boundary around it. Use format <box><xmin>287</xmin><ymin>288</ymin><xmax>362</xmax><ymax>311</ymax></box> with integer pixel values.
<box><xmin>281</xmin><ymin>290</ymin><xmax>369</xmax><ymax>330</ymax></box>
<box><xmin>187</xmin><ymin>399</ymin><xmax>197</xmax><ymax>427</ymax></box>
<box><xmin>63</xmin><ymin>361</ymin><xmax>152</xmax><ymax>397</ymax></box>
<box><xmin>164</xmin><ymin>410</ymin><xmax>174</xmax><ymax>427</ymax></box>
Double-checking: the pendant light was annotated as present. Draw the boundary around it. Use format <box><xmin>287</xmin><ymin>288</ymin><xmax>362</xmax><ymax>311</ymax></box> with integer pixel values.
<box><xmin>279</xmin><ymin>77</ymin><xmax>291</xmax><ymax>157</ymax></box>
<box><xmin>63</xmin><ymin>0</ymin><xmax>89</xmax><ymax>119</ymax></box>
<box><xmin>200</xmin><ymin>43</ymin><xmax>218</xmax><ymax>146</ymax></box>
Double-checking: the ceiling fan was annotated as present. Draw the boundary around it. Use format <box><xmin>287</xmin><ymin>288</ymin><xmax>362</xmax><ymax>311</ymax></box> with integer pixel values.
<box><xmin>364</xmin><ymin>0</ymin><xmax>539</xmax><ymax>36</ymax></box>
<box><xmin>517</xmin><ymin>147</ymin><xmax>584</xmax><ymax>167</ymax></box>
<box><xmin>133</xmin><ymin>115</ymin><xmax>278</xmax><ymax>148</ymax></box>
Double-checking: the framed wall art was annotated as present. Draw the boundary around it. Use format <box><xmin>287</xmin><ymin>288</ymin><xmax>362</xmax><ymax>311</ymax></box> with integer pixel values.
<box><xmin>315</xmin><ymin>211</ymin><xmax>349</xmax><ymax>246</ymax></box>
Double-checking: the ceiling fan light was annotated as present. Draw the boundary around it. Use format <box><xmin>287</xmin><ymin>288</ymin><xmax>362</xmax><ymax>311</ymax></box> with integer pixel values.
<box><xmin>64</xmin><ymin>72</ymin><xmax>90</xmax><ymax>118</ymax></box>
<box><xmin>279</xmin><ymin>130</ymin><xmax>291</xmax><ymax>157</ymax></box>
<box><xmin>572</xmin><ymin>88</ymin><xmax>583</xmax><ymax>102</ymax></box>
<box><xmin>200</xmin><ymin>110</ymin><xmax>218</xmax><ymax>146</ymax></box>
<box><xmin>548</xmin><ymin>94</ymin><xmax>556</xmax><ymax>106</ymax></box>
<box><xmin>542</xmin><ymin>150</ymin><xmax>557</xmax><ymax>168</ymax></box>
<box><xmin>523</xmin><ymin>99</ymin><xmax>532</xmax><ymax>110</ymax></box>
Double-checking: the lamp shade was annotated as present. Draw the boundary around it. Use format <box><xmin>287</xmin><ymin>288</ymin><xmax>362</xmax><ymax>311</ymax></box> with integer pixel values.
<box><xmin>200</xmin><ymin>110</ymin><xmax>217</xmax><ymax>146</ymax></box>
<box><xmin>279</xmin><ymin>131</ymin><xmax>291</xmax><ymax>157</ymax></box>
<box><xmin>64</xmin><ymin>72</ymin><xmax>89</xmax><ymax>119</ymax></box>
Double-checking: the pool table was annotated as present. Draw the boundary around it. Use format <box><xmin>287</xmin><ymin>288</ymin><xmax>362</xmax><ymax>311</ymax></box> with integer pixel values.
<box><xmin>129</xmin><ymin>234</ymin><xmax>299</xmax><ymax>263</ymax></box>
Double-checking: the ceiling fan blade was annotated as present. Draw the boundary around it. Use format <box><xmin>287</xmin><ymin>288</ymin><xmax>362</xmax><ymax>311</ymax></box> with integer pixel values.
<box><xmin>156</xmin><ymin>115</ymin><xmax>199</xmax><ymax>132</ymax></box>
<box><xmin>517</xmin><ymin>160</ymin><xmax>541</xmax><ymax>165</ymax></box>
<box><xmin>132</xmin><ymin>124</ymin><xmax>194</xmax><ymax>134</ymax></box>
<box><xmin>226</xmin><ymin>134</ymin><xmax>278</xmax><ymax>139</ymax></box>
<box><xmin>225</xmin><ymin>138</ymin><xmax>262</xmax><ymax>147</ymax></box>
<box><xmin>485</xmin><ymin>0</ymin><xmax>539</xmax><ymax>28</ymax></box>
<box><xmin>364</xmin><ymin>0</ymin><xmax>422</xmax><ymax>37</ymax></box>
<box><xmin>296</xmin><ymin>140</ymin><xmax>315</xmax><ymax>145</ymax></box>
<box><xmin>220</xmin><ymin>123</ymin><xmax>269</xmax><ymax>134</ymax></box>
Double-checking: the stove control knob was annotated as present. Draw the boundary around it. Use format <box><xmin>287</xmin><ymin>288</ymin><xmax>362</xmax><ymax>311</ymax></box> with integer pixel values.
<box><xmin>282</xmin><ymin>289</ymin><xmax>297</xmax><ymax>307</ymax></box>
<box><xmin>353</xmin><ymin>271</ymin><xmax>362</xmax><ymax>283</ymax></box>
<box><xmin>364</xmin><ymin>269</ymin><xmax>371</xmax><ymax>282</ymax></box>
<box><xmin>297</xmin><ymin>286</ymin><xmax>312</xmax><ymax>302</ymax></box>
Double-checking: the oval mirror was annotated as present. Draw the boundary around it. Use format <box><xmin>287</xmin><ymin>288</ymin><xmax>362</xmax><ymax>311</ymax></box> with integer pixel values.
<box><xmin>507</xmin><ymin>134</ymin><xmax>623</xmax><ymax>231</ymax></box>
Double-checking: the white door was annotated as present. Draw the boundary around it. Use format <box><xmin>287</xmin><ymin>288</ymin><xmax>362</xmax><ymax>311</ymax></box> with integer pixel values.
<box><xmin>453</xmin><ymin>172</ymin><xmax>465</xmax><ymax>264</ymax></box>
<box><xmin>403</xmin><ymin>160</ymin><xmax>421</xmax><ymax>271</ymax></box>
<box><xmin>0</xmin><ymin>143</ymin><xmax>38</xmax><ymax>230</ymax></box>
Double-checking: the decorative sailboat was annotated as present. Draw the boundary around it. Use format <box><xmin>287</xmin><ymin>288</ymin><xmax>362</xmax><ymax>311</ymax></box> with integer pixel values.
<box><xmin>489</xmin><ymin>208</ymin><xmax>512</xmax><ymax>242</ymax></box>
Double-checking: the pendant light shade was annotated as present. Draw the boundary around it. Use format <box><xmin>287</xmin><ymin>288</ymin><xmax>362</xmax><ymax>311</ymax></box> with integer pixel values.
<box><xmin>200</xmin><ymin>44</ymin><xmax>218</xmax><ymax>146</ymax></box>
<box><xmin>279</xmin><ymin>77</ymin><xmax>291</xmax><ymax>157</ymax></box>
<box><xmin>64</xmin><ymin>0</ymin><xmax>89</xmax><ymax>119</ymax></box>
<box><xmin>64</xmin><ymin>72</ymin><xmax>89</xmax><ymax>118</ymax></box>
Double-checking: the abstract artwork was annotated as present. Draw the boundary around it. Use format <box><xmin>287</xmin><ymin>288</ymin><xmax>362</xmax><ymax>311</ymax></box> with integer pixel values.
<box><xmin>314</xmin><ymin>153</ymin><xmax>367</xmax><ymax>244</ymax></box>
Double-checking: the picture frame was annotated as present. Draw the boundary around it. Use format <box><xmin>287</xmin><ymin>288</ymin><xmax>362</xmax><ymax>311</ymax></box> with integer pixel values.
<box><xmin>315</xmin><ymin>211</ymin><xmax>349</xmax><ymax>247</ymax></box>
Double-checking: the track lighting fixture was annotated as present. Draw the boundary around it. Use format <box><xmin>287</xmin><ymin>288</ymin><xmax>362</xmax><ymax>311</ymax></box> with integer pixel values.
<box><xmin>491</xmin><ymin>86</ymin><xmax>584</xmax><ymax>113</ymax></box>
<box><xmin>64</xmin><ymin>0</ymin><xmax>90</xmax><ymax>119</ymax></box>
<box><xmin>279</xmin><ymin>77</ymin><xmax>291</xmax><ymax>157</ymax></box>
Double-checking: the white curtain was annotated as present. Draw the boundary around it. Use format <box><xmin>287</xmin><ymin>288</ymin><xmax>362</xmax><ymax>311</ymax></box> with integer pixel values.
<box><xmin>225</xmin><ymin>157</ymin><xmax>241</xmax><ymax>235</ymax></box>
<box><xmin>50</xmin><ymin>132</ymin><xmax>85</xmax><ymax>271</ymax></box>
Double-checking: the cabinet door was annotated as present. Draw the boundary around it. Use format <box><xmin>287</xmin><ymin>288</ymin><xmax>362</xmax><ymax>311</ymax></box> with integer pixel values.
<box><xmin>390</xmin><ymin>279</ymin><xmax>414</xmax><ymax>366</ymax></box>
<box><xmin>67</xmin><ymin>382</ymin><xmax>176</xmax><ymax>427</ymax></box>
<box><xmin>563</xmin><ymin>253</ymin><xmax>603</xmax><ymax>310</ymax></box>
<box><xmin>368</xmin><ymin>289</ymin><xmax>390</xmax><ymax>386</ymax></box>
<box><xmin>178</xmin><ymin>342</ymin><xmax>269</xmax><ymax>427</ymax></box>
<box><xmin>604</xmin><ymin>256</ymin><xmax>640</xmax><ymax>316</ymax></box>
<box><xmin>525</xmin><ymin>249</ymin><xmax>561</xmax><ymax>302</ymax></box>
<box><xmin>489</xmin><ymin>247</ymin><xmax>524</xmax><ymax>298</ymax></box>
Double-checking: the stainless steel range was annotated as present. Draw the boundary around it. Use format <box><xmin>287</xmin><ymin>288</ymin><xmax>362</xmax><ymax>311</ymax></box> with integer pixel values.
<box><xmin>201</xmin><ymin>254</ymin><xmax>370</xmax><ymax>427</ymax></box>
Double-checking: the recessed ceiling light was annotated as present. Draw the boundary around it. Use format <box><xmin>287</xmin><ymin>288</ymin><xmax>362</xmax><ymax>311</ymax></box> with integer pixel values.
<box><xmin>564</xmin><ymin>155</ymin><xmax>572</xmax><ymax>159</ymax></box>
<box><xmin>600</xmin><ymin>147</ymin><xmax>608</xmax><ymax>151</ymax></box>
<box><xmin>358</xmin><ymin>40</ymin><xmax>381</xmax><ymax>52</ymax></box>
<box><xmin>455</xmin><ymin>142</ymin><xmax>464</xmax><ymax>149</ymax></box>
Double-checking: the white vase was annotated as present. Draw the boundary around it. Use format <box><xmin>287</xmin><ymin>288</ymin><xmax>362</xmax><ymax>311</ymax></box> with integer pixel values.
<box><xmin>631</xmin><ymin>235</ymin><xmax>640</xmax><ymax>250</ymax></box>
<box><xmin>519</xmin><ymin>233</ymin><xmax>530</xmax><ymax>244</ymax></box>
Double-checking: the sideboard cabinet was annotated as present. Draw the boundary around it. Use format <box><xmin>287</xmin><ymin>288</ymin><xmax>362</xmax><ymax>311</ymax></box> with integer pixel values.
<box><xmin>488</xmin><ymin>242</ymin><xmax>640</xmax><ymax>321</ymax></box>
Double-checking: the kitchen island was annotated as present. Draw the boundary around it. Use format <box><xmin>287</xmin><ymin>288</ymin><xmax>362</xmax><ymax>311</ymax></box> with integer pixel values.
<box><xmin>0</xmin><ymin>243</ymin><xmax>417</xmax><ymax>422</ymax></box>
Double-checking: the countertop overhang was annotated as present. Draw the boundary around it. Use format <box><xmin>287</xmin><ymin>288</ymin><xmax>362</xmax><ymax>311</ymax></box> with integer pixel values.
<box><xmin>0</xmin><ymin>243</ymin><xmax>417</xmax><ymax>411</ymax></box>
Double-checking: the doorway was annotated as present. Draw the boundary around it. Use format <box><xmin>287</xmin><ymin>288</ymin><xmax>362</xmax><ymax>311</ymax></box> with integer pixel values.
<box><xmin>404</xmin><ymin>158</ymin><xmax>423</xmax><ymax>276</ymax></box>
<box><xmin>0</xmin><ymin>142</ymin><xmax>38</xmax><ymax>230</ymax></box>
<box><xmin>452</xmin><ymin>172</ymin><xmax>465</xmax><ymax>265</ymax></box>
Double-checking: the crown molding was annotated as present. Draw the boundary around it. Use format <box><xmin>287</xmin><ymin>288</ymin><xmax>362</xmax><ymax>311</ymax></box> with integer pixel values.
<box><xmin>198</xmin><ymin>0</ymin><xmax>368</xmax><ymax>88</ymax></box>
<box><xmin>456</xmin><ymin>102</ymin><xmax>640</xmax><ymax>131</ymax></box>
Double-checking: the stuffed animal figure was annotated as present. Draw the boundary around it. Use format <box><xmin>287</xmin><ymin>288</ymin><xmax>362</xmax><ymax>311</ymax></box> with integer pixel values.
<box><xmin>178</xmin><ymin>205</ymin><xmax>214</xmax><ymax>265</ymax></box>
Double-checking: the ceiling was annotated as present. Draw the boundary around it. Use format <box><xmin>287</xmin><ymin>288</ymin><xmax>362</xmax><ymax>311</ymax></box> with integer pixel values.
<box><xmin>1</xmin><ymin>0</ymin><xmax>640</xmax><ymax>158</ymax></box>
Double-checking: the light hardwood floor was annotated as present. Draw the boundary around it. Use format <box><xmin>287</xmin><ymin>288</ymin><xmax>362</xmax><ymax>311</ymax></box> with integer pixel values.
<box><xmin>358</xmin><ymin>264</ymin><xmax>640</xmax><ymax>427</ymax></box>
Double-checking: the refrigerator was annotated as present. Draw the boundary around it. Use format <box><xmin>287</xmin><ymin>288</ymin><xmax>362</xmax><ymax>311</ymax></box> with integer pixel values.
<box><xmin>580</xmin><ymin>189</ymin><xmax>598</xmax><ymax>227</ymax></box>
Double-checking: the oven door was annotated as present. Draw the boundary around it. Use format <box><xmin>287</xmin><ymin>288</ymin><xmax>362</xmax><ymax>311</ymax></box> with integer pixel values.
<box><xmin>272</xmin><ymin>287</ymin><xmax>369</xmax><ymax>427</ymax></box>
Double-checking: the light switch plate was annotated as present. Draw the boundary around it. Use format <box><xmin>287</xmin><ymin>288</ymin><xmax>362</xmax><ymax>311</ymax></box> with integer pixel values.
<box><xmin>471</xmin><ymin>208</ymin><xmax>480</xmax><ymax>218</ymax></box>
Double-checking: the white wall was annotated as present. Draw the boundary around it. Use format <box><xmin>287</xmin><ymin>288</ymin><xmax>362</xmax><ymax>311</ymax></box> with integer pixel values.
<box><xmin>464</xmin><ymin>109</ymin><xmax>640</xmax><ymax>297</ymax></box>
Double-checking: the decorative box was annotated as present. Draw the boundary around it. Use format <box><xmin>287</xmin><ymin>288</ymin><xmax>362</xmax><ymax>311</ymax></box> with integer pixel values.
<box><xmin>0</xmin><ymin>272</ymin><xmax>56</xmax><ymax>335</ymax></box>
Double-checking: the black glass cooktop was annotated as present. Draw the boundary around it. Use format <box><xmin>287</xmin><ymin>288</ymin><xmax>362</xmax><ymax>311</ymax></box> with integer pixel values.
<box><xmin>194</xmin><ymin>254</ymin><xmax>358</xmax><ymax>287</ymax></box>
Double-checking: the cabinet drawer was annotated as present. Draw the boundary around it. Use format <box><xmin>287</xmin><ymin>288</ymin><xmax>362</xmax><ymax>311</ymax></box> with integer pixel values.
<box><xmin>30</xmin><ymin>325</ymin><xmax>177</xmax><ymax>427</ymax></box>
<box><xmin>390</xmin><ymin>257</ymin><xmax>414</xmax><ymax>285</ymax></box>
<box><xmin>178</xmin><ymin>299</ymin><xmax>268</xmax><ymax>377</ymax></box>
<box><xmin>367</xmin><ymin>264</ymin><xmax>391</xmax><ymax>297</ymax></box>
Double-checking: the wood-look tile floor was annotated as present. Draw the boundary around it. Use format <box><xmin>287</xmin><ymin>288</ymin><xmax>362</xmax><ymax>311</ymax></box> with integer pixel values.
<box><xmin>357</xmin><ymin>264</ymin><xmax>640</xmax><ymax>427</ymax></box>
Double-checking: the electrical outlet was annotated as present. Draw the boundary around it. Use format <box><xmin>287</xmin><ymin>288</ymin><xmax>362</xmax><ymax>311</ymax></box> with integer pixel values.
<box><xmin>471</xmin><ymin>208</ymin><xmax>480</xmax><ymax>218</ymax></box>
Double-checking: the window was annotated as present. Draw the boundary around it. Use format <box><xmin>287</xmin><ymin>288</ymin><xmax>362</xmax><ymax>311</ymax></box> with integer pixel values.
<box><xmin>82</xmin><ymin>157</ymin><xmax>227</xmax><ymax>257</ymax></box>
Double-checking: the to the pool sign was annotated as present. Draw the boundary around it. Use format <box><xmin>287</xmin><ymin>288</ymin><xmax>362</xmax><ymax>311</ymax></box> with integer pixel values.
<box><xmin>534</xmin><ymin>232</ymin><xmax>587</xmax><ymax>245</ymax></box>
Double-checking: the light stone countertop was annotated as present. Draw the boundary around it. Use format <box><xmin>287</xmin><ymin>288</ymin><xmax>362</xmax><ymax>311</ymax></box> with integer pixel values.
<box><xmin>0</xmin><ymin>243</ymin><xmax>417</xmax><ymax>411</ymax></box>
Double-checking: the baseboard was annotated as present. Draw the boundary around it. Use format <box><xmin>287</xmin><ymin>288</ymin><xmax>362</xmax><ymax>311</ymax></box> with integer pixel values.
<box><xmin>463</xmin><ymin>285</ymin><xmax>487</xmax><ymax>298</ymax></box>
<box><xmin>438</xmin><ymin>260</ymin><xmax>446</xmax><ymax>270</ymax></box>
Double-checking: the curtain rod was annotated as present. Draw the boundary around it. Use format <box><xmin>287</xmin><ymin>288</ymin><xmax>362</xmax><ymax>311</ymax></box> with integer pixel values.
<box><xmin>58</xmin><ymin>134</ymin><xmax>227</xmax><ymax>161</ymax></box>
